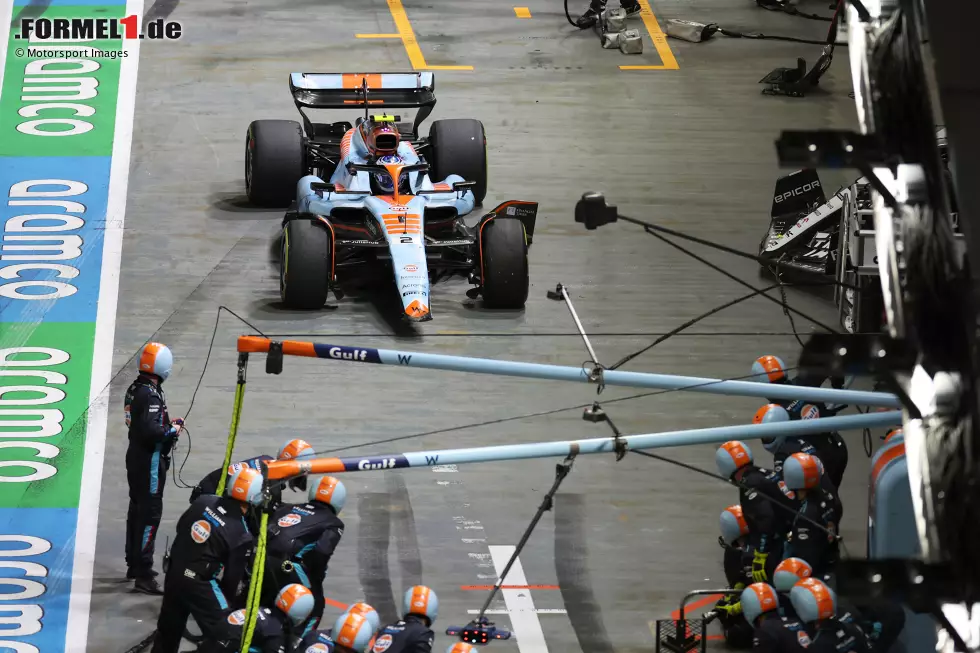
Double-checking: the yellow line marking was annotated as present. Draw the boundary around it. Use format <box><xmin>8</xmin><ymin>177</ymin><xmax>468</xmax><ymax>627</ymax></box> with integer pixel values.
<box><xmin>514</xmin><ymin>6</ymin><xmax>532</xmax><ymax>17</ymax></box>
<box><xmin>634</xmin><ymin>0</ymin><xmax>679</xmax><ymax>70</ymax></box>
<box><xmin>356</xmin><ymin>33</ymin><xmax>402</xmax><ymax>38</ymax></box>
<box><xmin>385</xmin><ymin>0</ymin><xmax>474</xmax><ymax>71</ymax></box>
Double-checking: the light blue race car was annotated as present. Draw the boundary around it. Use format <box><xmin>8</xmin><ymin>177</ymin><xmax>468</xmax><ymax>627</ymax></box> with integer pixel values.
<box><xmin>244</xmin><ymin>72</ymin><xmax>537</xmax><ymax>322</ymax></box>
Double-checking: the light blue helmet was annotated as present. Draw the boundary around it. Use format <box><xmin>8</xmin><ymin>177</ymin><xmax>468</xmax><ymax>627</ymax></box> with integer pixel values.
<box><xmin>344</xmin><ymin>602</ymin><xmax>381</xmax><ymax>632</ymax></box>
<box><xmin>751</xmin><ymin>355</ymin><xmax>787</xmax><ymax>383</ymax></box>
<box><xmin>227</xmin><ymin>467</ymin><xmax>264</xmax><ymax>505</ymax></box>
<box><xmin>333</xmin><ymin>611</ymin><xmax>376</xmax><ymax>653</ymax></box>
<box><xmin>226</xmin><ymin>462</ymin><xmax>248</xmax><ymax>489</ymax></box>
<box><xmin>790</xmin><ymin>578</ymin><xmax>837</xmax><ymax>623</ymax></box>
<box><xmin>309</xmin><ymin>475</ymin><xmax>347</xmax><ymax>515</ymax></box>
<box><xmin>720</xmin><ymin>505</ymin><xmax>749</xmax><ymax>546</ymax></box>
<box><xmin>716</xmin><ymin>441</ymin><xmax>753</xmax><ymax>478</ymax></box>
<box><xmin>773</xmin><ymin>558</ymin><xmax>814</xmax><ymax>593</ymax></box>
<box><xmin>139</xmin><ymin>342</ymin><xmax>173</xmax><ymax>381</ymax></box>
<box><xmin>783</xmin><ymin>453</ymin><xmax>824</xmax><ymax>491</ymax></box>
<box><xmin>403</xmin><ymin>586</ymin><xmax>438</xmax><ymax>622</ymax></box>
<box><xmin>275</xmin><ymin>584</ymin><xmax>315</xmax><ymax>626</ymax></box>
<box><xmin>754</xmin><ymin>404</ymin><xmax>791</xmax><ymax>453</ymax></box>
<box><xmin>740</xmin><ymin>583</ymin><xmax>780</xmax><ymax>624</ymax></box>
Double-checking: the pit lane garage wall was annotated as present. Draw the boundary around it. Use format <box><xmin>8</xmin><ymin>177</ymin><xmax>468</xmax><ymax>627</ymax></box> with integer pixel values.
<box><xmin>0</xmin><ymin>0</ymin><xmax>140</xmax><ymax>650</ymax></box>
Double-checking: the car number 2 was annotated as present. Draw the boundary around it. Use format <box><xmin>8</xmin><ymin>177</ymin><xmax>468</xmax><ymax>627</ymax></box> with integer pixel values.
<box><xmin>400</xmin><ymin>236</ymin><xmax>413</xmax><ymax>243</ymax></box>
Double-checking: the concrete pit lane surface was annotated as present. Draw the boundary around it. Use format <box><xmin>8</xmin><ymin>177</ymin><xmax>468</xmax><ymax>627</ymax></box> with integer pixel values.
<box><xmin>63</xmin><ymin>0</ymin><xmax>868</xmax><ymax>650</ymax></box>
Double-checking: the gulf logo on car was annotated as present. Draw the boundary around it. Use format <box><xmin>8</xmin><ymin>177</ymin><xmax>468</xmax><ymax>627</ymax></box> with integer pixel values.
<box><xmin>306</xmin><ymin>644</ymin><xmax>330</xmax><ymax>653</ymax></box>
<box><xmin>404</xmin><ymin>264</ymin><xmax>418</xmax><ymax>273</ymax></box>
<box><xmin>373</xmin><ymin>634</ymin><xmax>393</xmax><ymax>653</ymax></box>
<box><xmin>279</xmin><ymin>513</ymin><xmax>302</xmax><ymax>528</ymax></box>
<box><xmin>801</xmin><ymin>404</ymin><xmax>820</xmax><ymax>420</ymax></box>
<box><xmin>191</xmin><ymin>520</ymin><xmax>212</xmax><ymax>544</ymax></box>
<box><xmin>228</xmin><ymin>609</ymin><xmax>247</xmax><ymax>625</ymax></box>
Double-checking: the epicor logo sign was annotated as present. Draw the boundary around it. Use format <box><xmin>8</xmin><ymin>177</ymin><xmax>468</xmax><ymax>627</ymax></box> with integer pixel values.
<box><xmin>774</xmin><ymin>180</ymin><xmax>821</xmax><ymax>204</ymax></box>
<box><xmin>16</xmin><ymin>16</ymin><xmax>182</xmax><ymax>41</ymax></box>
<box><xmin>2</xmin><ymin>179</ymin><xmax>90</xmax><ymax>301</ymax></box>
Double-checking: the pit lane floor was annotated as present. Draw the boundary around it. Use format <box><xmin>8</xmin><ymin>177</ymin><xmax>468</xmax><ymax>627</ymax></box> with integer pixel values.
<box><xmin>87</xmin><ymin>0</ymin><xmax>869</xmax><ymax>649</ymax></box>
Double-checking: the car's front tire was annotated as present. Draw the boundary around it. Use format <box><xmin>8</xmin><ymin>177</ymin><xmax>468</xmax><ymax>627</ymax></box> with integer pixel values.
<box><xmin>428</xmin><ymin>118</ymin><xmax>488</xmax><ymax>205</ymax></box>
<box><xmin>480</xmin><ymin>218</ymin><xmax>529</xmax><ymax>309</ymax></box>
<box><xmin>280</xmin><ymin>216</ymin><xmax>332</xmax><ymax>309</ymax></box>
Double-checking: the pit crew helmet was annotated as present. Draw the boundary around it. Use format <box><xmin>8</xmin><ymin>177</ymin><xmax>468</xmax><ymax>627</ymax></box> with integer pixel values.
<box><xmin>773</xmin><ymin>557</ymin><xmax>813</xmax><ymax>592</ymax></box>
<box><xmin>754</xmin><ymin>403</ymin><xmax>791</xmax><ymax>452</ymax></box>
<box><xmin>783</xmin><ymin>453</ymin><xmax>824</xmax><ymax>490</ymax></box>
<box><xmin>334</xmin><ymin>612</ymin><xmax>374</xmax><ymax>653</ymax></box>
<box><xmin>361</xmin><ymin>115</ymin><xmax>401</xmax><ymax>157</ymax></box>
<box><xmin>139</xmin><ymin>342</ymin><xmax>173</xmax><ymax>381</ymax></box>
<box><xmin>752</xmin><ymin>355</ymin><xmax>787</xmax><ymax>383</ymax></box>
<box><xmin>740</xmin><ymin>582</ymin><xmax>779</xmax><ymax>624</ymax></box>
<box><xmin>345</xmin><ymin>602</ymin><xmax>381</xmax><ymax>632</ymax></box>
<box><xmin>790</xmin><ymin>577</ymin><xmax>837</xmax><ymax>623</ymax></box>
<box><xmin>278</xmin><ymin>439</ymin><xmax>315</xmax><ymax>461</ymax></box>
<box><xmin>885</xmin><ymin>428</ymin><xmax>904</xmax><ymax>444</ymax></box>
<box><xmin>226</xmin><ymin>461</ymin><xmax>249</xmax><ymax>488</ymax></box>
<box><xmin>309</xmin><ymin>475</ymin><xmax>347</xmax><ymax>515</ymax></box>
<box><xmin>447</xmin><ymin>645</ymin><xmax>477</xmax><ymax>653</ymax></box>
<box><xmin>227</xmin><ymin>467</ymin><xmax>264</xmax><ymax>505</ymax></box>
<box><xmin>403</xmin><ymin>585</ymin><xmax>439</xmax><ymax>623</ymax></box>
<box><xmin>716</xmin><ymin>441</ymin><xmax>753</xmax><ymax>479</ymax></box>
<box><xmin>719</xmin><ymin>505</ymin><xmax>749</xmax><ymax>546</ymax></box>
<box><xmin>276</xmin><ymin>584</ymin><xmax>315</xmax><ymax>626</ymax></box>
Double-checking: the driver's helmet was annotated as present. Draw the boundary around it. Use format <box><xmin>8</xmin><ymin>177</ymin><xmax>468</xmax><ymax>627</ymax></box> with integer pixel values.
<box><xmin>361</xmin><ymin>116</ymin><xmax>400</xmax><ymax>157</ymax></box>
<box><xmin>373</xmin><ymin>154</ymin><xmax>403</xmax><ymax>194</ymax></box>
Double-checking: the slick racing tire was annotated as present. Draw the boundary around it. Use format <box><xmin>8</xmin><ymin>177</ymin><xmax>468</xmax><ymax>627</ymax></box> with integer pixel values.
<box><xmin>280</xmin><ymin>216</ymin><xmax>332</xmax><ymax>309</ymax></box>
<box><xmin>245</xmin><ymin>119</ymin><xmax>304</xmax><ymax>208</ymax></box>
<box><xmin>428</xmin><ymin>118</ymin><xmax>488</xmax><ymax>205</ymax></box>
<box><xmin>480</xmin><ymin>218</ymin><xmax>529</xmax><ymax>309</ymax></box>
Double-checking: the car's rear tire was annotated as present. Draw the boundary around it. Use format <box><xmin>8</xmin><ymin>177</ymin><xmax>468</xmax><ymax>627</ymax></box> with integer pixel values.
<box><xmin>427</xmin><ymin>118</ymin><xmax>487</xmax><ymax>205</ymax></box>
<box><xmin>280</xmin><ymin>216</ymin><xmax>332</xmax><ymax>309</ymax></box>
<box><xmin>246</xmin><ymin>120</ymin><xmax>305</xmax><ymax>207</ymax></box>
<box><xmin>480</xmin><ymin>218</ymin><xmax>528</xmax><ymax>309</ymax></box>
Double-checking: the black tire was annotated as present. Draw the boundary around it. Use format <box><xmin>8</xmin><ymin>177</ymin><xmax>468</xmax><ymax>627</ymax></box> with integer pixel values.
<box><xmin>280</xmin><ymin>217</ymin><xmax>332</xmax><ymax>309</ymax></box>
<box><xmin>427</xmin><ymin>118</ymin><xmax>488</xmax><ymax>205</ymax></box>
<box><xmin>246</xmin><ymin>120</ymin><xmax>305</xmax><ymax>207</ymax></box>
<box><xmin>481</xmin><ymin>218</ymin><xmax>529</xmax><ymax>309</ymax></box>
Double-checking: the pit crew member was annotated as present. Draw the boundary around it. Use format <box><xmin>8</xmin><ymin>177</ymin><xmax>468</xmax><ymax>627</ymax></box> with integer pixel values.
<box><xmin>371</xmin><ymin>586</ymin><xmax>438</xmax><ymax>653</ymax></box>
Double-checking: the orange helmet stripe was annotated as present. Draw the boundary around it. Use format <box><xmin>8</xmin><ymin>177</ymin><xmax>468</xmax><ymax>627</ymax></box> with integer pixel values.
<box><xmin>409</xmin><ymin>586</ymin><xmax>430</xmax><ymax>614</ymax></box>
<box><xmin>755</xmin><ymin>355</ymin><xmax>786</xmax><ymax>382</ymax></box>
<box><xmin>724</xmin><ymin>505</ymin><xmax>748</xmax><ymax>534</ymax></box>
<box><xmin>336</xmin><ymin>612</ymin><xmax>368</xmax><ymax>646</ymax></box>
<box><xmin>721</xmin><ymin>441</ymin><xmax>750</xmax><ymax>465</ymax></box>
<box><xmin>315</xmin><ymin>476</ymin><xmax>339</xmax><ymax>503</ymax></box>
<box><xmin>139</xmin><ymin>342</ymin><xmax>164</xmax><ymax>374</ymax></box>
<box><xmin>798</xmin><ymin>578</ymin><xmax>835</xmax><ymax>619</ymax></box>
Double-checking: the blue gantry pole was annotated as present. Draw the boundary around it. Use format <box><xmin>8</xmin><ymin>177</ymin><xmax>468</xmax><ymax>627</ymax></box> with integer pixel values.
<box><xmin>239</xmin><ymin>336</ymin><xmax>902</xmax><ymax>408</ymax></box>
<box><xmin>264</xmin><ymin>410</ymin><xmax>904</xmax><ymax>480</ymax></box>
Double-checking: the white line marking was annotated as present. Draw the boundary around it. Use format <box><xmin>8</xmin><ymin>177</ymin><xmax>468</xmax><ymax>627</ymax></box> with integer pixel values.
<box><xmin>488</xmin><ymin>545</ymin><xmax>550</xmax><ymax>653</ymax></box>
<box><xmin>66</xmin><ymin>1</ymin><xmax>144</xmax><ymax>650</ymax></box>
<box><xmin>468</xmin><ymin>609</ymin><xmax>568</xmax><ymax>615</ymax></box>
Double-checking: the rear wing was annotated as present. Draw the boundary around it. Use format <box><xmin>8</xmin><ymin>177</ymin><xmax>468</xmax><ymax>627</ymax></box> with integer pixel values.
<box><xmin>289</xmin><ymin>72</ymin><xmax>437</xmax><ymax>136</ymax></box>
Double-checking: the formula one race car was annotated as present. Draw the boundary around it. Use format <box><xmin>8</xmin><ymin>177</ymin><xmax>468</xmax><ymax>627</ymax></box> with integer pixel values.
<box><xmin>243</xmin><ymin>72</ymin><xmax>537</xmax><ymax>321</ymax></box>
<box><xmin>758</xmin><ymin>129</ymin><xmax>962</xmax><ymax>333</ymax></box>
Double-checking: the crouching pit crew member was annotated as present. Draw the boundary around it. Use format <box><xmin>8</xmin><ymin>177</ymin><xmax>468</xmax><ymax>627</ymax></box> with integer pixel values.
<box><xmin>264</xmin><ymin>475</ymin><xmax>347</xmax><ymax>636</ymax></box>
<box><xmin>742</xmin><ymin>582</ymin><xmax>812</xmax><ymax>652</ymax></box>
<box><xmin>297</xmin><ymin>602</ymin><xmax>381</xmax><ymax>652</ymax></box>
<box><xmin>713</xmin><ymin>504</ymin><xmax>754</xmax><ymax>648</ymax></box>
<box><xmin>781</xmin><ymin>454</ymin><xmax>841</xmax><ymax>579</ymax></box>
<box><xmin>126</xmin><ymin>342</ymin><xmax>183</xmax><ymax>594</ymax></box>
<box><xmin>716</xmin><ymin>441</ymin><xmax>796</xmax><ymax>585</ymax></box>
<box><xmin>372</xmin><ymin>586</ymin><xmax>438</xmax><ymax>653</ymax></box>
<box><xmin>790</xmin><ymin>578</ymin><xmax>871</xmax><ymax>652</ymax></box>
<box><xmin>214</xmin><ymin>584</ymin><xmax>315</xmax><ymax>653</ymax></box>
<box><xmin>150</xmin><ymin>467</ymin><xmax>263</xmax><ymax>653</ymax></box>
<box><xmin>333</xmin><ymin>611</ymin><xmax>379</xmax><ymax>653</ymax></box>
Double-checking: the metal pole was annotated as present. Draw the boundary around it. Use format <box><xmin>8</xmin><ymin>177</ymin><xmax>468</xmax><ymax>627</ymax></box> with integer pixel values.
<box><xmin>237</xmin><ymin>336</ymin><xmax>902</xmax><ymax>408</ymax></box>
<box><xmin>264</xmin><ymin>410</ymin><xmax>902</xmax><ymax>481</ymax></box>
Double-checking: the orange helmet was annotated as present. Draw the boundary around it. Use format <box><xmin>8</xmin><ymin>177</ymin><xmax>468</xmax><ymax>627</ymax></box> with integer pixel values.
<box><xmin>719</xmin><ymin>505</ymin><xmax>749</xmax><ymax>545</ymax></box>
<box><xmin>740</xmin><ymin>583</ymin><xmax>779</xmax><ymax>623</ymax></box>
<box><xmin>334</xmin><ymin>611</ymin><xmax>374</xmax><ymax>653</ymax></box>
<box><xmin>773</xmin><ymin>557</ymin><xmax>813</xmax><ymax>592</ymax></box>
<box><xmin>790</xmin><ymin>577</ymin><xmax>836</xmax><ymax>623</ymax></box>
<box><xmin>783</xmin><ymin>453</ymin><xmax>823</xmax><ymax>490</ymax></box>
<box><xmin>884</xmin><ymin>428</ymin><xmax>904</xmax><ymax>444</ymax></box>
<box><xmin>278</xmin><ymin>438</ymin><xmax>315</xmax><ymax>461</ymax></box>
<box><xmin>751</xmin><ymin>355</ymin><xmax>787</xmax><ymax>383</ymax></box>
<box><xmin>715</xmin><ymin>441</ymin><xmax>753</xmax><ymax>478</ymax></box>
<box><xmin>275</xmin><ymin>584</ymin><xmax>314</xmax><ymax>625</ymax></box>
<box><xmin>361</xmin><ymin>118</ymin><xmax>400</xmax><ymax>156</ymax></box>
